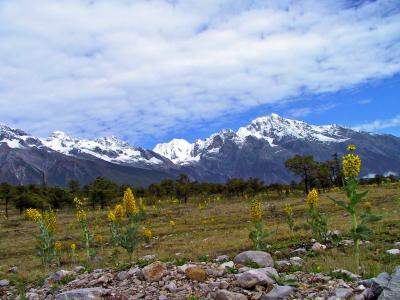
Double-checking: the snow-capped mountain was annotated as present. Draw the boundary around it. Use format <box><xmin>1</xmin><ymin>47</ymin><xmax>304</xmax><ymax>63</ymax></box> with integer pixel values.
<box><xmin>153</xmin><ymin>113</ymin><xmax>350</xmax><ymax>165</ymax></box>
<box><xmin>153</xmin><ymin>113</ymin><xmax>400</xmax><ymax>183</ymax></box>
<box><xmin>1</xmin><ymin>113</ymin><xmax>400</xmax><ymax>186</ymax></box>
<box><xmin>42</xmin><ymin>131</ymin><xmax>172</xmax><ymax>168</ymax></box>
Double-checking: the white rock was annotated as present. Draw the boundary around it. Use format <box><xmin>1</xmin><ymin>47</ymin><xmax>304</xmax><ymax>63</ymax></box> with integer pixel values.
<box><xmin>386</xmin><ymin>249</ymin><xmax>400</xmax><ymax>255</ymax></box>
<box><xmin>312</xmin><ymin>242</ymin><xmax>327</xmax><ymax>252</ymax></box>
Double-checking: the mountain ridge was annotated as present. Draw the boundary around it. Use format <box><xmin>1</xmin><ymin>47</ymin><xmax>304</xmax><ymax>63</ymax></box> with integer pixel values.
<box><xmin>1</xmin><ymin>114</ymin><xmax>400</xmax><ymax>186</ymax></box>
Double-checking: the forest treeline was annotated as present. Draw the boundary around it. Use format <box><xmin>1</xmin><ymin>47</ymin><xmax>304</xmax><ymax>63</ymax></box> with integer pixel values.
<box><xmin>0</xmin><ymin>154</ymin><xmax>397</xmax><ymax>218</ymax></box>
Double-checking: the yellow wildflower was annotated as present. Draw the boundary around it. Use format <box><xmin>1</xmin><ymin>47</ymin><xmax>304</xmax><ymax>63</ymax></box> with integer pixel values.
<box><xmin>73</xmin><ymin>197</ymin><xmax>83</xmax><ymax>208</ymax></box>
<box><xmin>25</xmin><ymin>208</ymin><xmax>42</xmax><ymax>222</ymax></box>
<box><xmin>347</xmin><ymin>144</ymin><xmax>356</xmax><ymax>152</ymax></box>
<box><xmin>123</xmin><ymin>188</ymin><xmax>138</xmax><ymax>215</ymax></box>
<box><xmin>95</xmin><ymin>234</ymin><xmax>104</xmax><ymax>243</ymax></box>
<box><xmin>364</xmin><ymin>201</ymin><xmax>372</xmax><ymax>213</ymax></box>
<box><xmin>76</xmin><ymin>209</ymin><xmax>87</xmax><ymax>222</ymax></box>
<box><xmin>143</xmin><ymin>227</ymin><xmax>152</xmax><ymax>239</ymax></box>
<box><xmin>43</xmin><ymin>209</ymin><xmax>57</xmax><ymax>233</ymax></box>
<box><xmin>250</xmin><ymin>199</ymin><xmax>262</xmax><ymax>222</ymax></box>
<box><xmin>114</xmin><ymin>204</ymin><xmax>125</xmax><ymax>220</ymax></box>
<box><xmin>170</xmin><ymin>220</ymin><xmax>176</xmax><ymax>227</ymax></box>
<box><xmin>107</xmin><ymin>211</ymin><xmax>116</xmax><ymax>222</ymax></box>
<box><xmin>139</xmin><ymin>197</ymin><xmax>145</xmax><ymax>211</ymax></box>
<box><xmin>307</xmin><ymin>189</ymin><xmax>319</xmax><ymax>207</ymax></box>
<box><xmin>54</xmin><ymin>240</ymin><xmax>62</xmax><ymax>251</ymax></box>
<box><xmin>284</xmin><ymin>204</ymin><xmax>293</xmax><ymax>216</ymax></box>
<box><xmin>70</xmin><ymin>243</ymin><xmax>76</xmax><ymax>251</ymax></box>
<box><xmin>343</xmin><ymin>153</ymin><xmax>361</xmax><ymax>178</ymax></box>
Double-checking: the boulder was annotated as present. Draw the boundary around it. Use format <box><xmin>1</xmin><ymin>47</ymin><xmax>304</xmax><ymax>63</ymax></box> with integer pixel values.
<box><xmin>142</xmin><ymin>261</ymin><xmax>167</xmax><ymax>282</ymax></box>
<box><xmin>185</xmin><ymin>266</ymin><xmax>207</xmax><ymax>282</ymax></box>
<box><xmin>55</xmin><ymin>288</ymin><xmax>109</xmax><ymax>300</ymax></box>
<box><xmin>234</xmin><ymin>251</ymin><xmax>274</xmax><ymax>267</ymax></box>
<box><xmin>236</xmin><ymin>269</ymin><xmax>275</xmax><ymax>289</ymax></box>
<box><xmin>215</xmin><ymin>289</ymin><xmax>248</xmax><ymax>300</ymax></box>
<box><xmin>261</xmin><ymin>286</ymin><xmax>294</xmax><ymax>300</ymax></box>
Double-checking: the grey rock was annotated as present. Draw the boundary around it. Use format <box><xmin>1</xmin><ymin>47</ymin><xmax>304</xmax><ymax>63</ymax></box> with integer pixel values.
<box><xmin>117</xmin><ymin>271</ymin><xmax>128</xmax><ymax>281</ymax></box>
<box><xmin>0</xmin><ymin>279</ymin><xmax>10</xmax><ymax>286</ymax></box>
<box><xmin>335</xmin><ymin>287</ymin><xmax>353</xmax><ymax>298</ymax></box>
<box><xmin>158</xmin><ymin>295</ymin><xmax>168</xmax><ymax>300</ymax></box>
<box><xmin>261</xmin><ymin>285</ymin><xmax>294</xmax><ymax>300</ymax></box>
<box><xmin>215</xmin><ymin>289</ymin><xmax>248</xmax><ymax>300</ymax></box>
<box><xmin>26</xmin><ymin>292</ymin><xmax>40</xmax><ymax>300</ymax></box>
<box><xmin>7</xmin><ymin>266</ymin><xmax>18</xmax><ymax>274</ymax></box>
<box><xmin>291</xmin><ymin>248</ymin><xmax>307</xmax><ymax>256</ymax></box>
<box><xmin>216</xmin><ymin>255</ymin><xmax>230</xmax><ymax>262</ymax></box>
<box><xmin>275</xmin><ymin>260</ymin><xmax>291</xmax><ymax>271</ymax></box>
<box><xmin>164</xmin><ymin>282</ymin><xmax>176</xmax><ymax>292</ymax></box>
<box><xmin>386</xmin><ymin>249</ymin><xmax>400</xmax><ymax>255</ymax></box>
<box><xmin>52</xmin><ymin>270</ymin><xmax>74</xmax><ymax>281</ymax></box>
<box><xmin>55</xmin><ymin>288</ymin><xmax>109</xmax><ymax>300</ymax></box>
<box><xmin>379</xmin><ymin>266</ymin><xmax>400</xmax><ymax>300</ymax></box>
<box><xmin>289</xmin><ymin>256</ymin><xmax>304</xmax><ymax>266</ymax></box>
<box><xmin>73</xmin><ymin>266</ymin><xmax>85</xmax><ymax>274</ymax></box>
<box><xmin>233</xmin><ymin>251</ymin><xmax>274</xmax><ymax>268</ymax></box>
<box><xmin>312</xmin><ymin>242</ymin><xmax>327</xmax><ymax>252</ymax></box>
<box><xmin>219</xmin><ymin>261</ymin><xmax>235</xmax><ymax>270</ymax></box>
<box><xmin>332</xmin><ymin>269</ymin><xmax>361</xmax><ymax>281</ymax></box>
<box><xmin>236</xmin><ymin>269</ymin><xmax>275</xmax><ymax>289</ymax></box>
<box><xmin>142</xmin><ymin>254</ymin><xmax>156</xmax><ymax>261</ymax></box>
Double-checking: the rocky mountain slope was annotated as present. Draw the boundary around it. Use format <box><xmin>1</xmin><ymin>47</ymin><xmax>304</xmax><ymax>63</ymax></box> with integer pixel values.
<box><xmin>1</xmin><ymin>114</ymin><xmax>400</xmax><ymax>186</ymax></box>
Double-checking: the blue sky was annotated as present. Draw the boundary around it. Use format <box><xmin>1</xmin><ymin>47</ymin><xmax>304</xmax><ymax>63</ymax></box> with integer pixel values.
<box><xmin>0</xmin><ymin>0</ymin><xmax>399</xmax><ymax>149</ymax></box>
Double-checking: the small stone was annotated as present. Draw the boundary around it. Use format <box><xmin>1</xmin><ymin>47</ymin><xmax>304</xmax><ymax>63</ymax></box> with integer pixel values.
<box><xmin>386</xmin><ymin>249</ymin><xmax>400</xmax><ymax>255</ymax></box>
<box><xmin>51</xmin><ymin>270</ymin><xmax>74</xmax><ymax>281</ymax></box>
<box><xmin>159</xmin><ymin>295</ymin><xmax>168</xmax><ymax>300</ymax></box>
<box><xmin>128</xmin><ymin>267</ymin><xmax>142</xmax><ymax>277</ymax></box>
<box><xmin>26</xmin><ymin>292</ymin><xmax>40</xmax><ymax>300</ymax></box>
<box><xmin>117</xmin><ymin>271</ymin><xmax>128</xmax><ymax>281</ymax></box>
<box><xmin>335</xmin><ymin>287</ymin><xmax>353</xmax><ymax>298</ymax></box>
<box><xmin>55</xmin><ymin>288</ymin><xmax>109</xmax><ymax>300</ymax></box>
<box><xmin>216</xmin><ymin>255</ymin><xmax>230</xmax><ymax>262</ymax></box>
<box><xmin>219</xmin><ymin>261</ymin><xmax>235</xmax><ymax>270</ymax></box>
<box><xmin>233</xmin><ymin>251</ymin><xmax>274</xmax><ymax>267</ymax></box>
<box><xmin>261</xmin><ymin>285</ymin><xmax>294</xmax><ymax>300</ymax></box>
<box><xmin>7</xmin><ymin>266</ymin><xmax>18</xmax><ymax>274</ymax></box>
<box><xmin>342</xmin><ymin>240</ymin><xmax>354</xmax><ymax>246</ymax></box>
<box><xmin>289</xmin><ymin>256</ymin><xmax>304</xmax><ymax>266</ymax></box>
<box><xmin>73</xmin><ymin>266</ymin><xmax>85</xmax><ymax>274</ymax></box>
<box><xmin>0</xmin><ymin>279</ymin><xmax>10</xmax><ymax>286</ymax></box>
<box><xmin>275</xmin><ymin>260</ymin><xmax>291</xmax><ymax>272</ymax></box>
<box><xmin>291</xmin><ymin>248</ymin><xmax>307</xmax><ymax>256</ymax></box>
<box><xmin>142</xmin><ymin>261</ymin><xmax>167</xmax><ymax>282</ymax></box>
<box><xmin>164</xmin><ymin>282</ymin><xmax>176</xmax><ymax>292</ymax></box>
<box><xmin>332</xmin><ymin>269</ymin><xmax>361</xmax><ymax>281</ymax></box>
<box><xmin>177</xmin><ymin>264</ymin><xmax>196</xmax><ymax>274</ymax></box>
<box><xmin>312</xmin><ymin>242</ymin><xmax>327</xmax><ymax>252</ymax></box>
<box><xmin>215</xmin><ymin>289</ymin><xmax>248</xmax><ymax>300</ymax></box>
<box><xmin>185</xmin><ymin>266</ymin><xmax>207</xmax><ymax>282</ymax></box>
<box><xmin>142</xmin><ymin>254</ymin><xmax>156</xmax><ymax>261</ymax></box>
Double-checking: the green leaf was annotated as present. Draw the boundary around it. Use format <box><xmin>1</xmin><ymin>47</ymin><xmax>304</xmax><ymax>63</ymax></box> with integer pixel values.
<box><xmin>328</xmin><ymin>196</ymin><xmax>353</xmax><ymax>213</ymax></box>
<box><xmin>353</xmin><ymin>225</ymin><xmax>372</xmax><ymax>240</ymax></box>
<box><xmin>361</xmin><ymin>213</ymin><xmax>382</xmax><ymax>224</ymax></box>
<box><xmin>351</xmin><ymin>190</ymin><xmax>369</xmax><ymax>206</ymax></box>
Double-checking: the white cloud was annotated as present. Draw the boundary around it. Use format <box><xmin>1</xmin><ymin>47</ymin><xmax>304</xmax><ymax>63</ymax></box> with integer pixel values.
<box><xmin>353</xmin><ymin>115</ymin><xmax>400</xmax><ymax>131</ymax></box>
<box><xmin>0</xmin><ymin>0</ymin><xmax>399</xmax><ymax>144</ymax></box>
<box><xmin>289</xmin><ymin>103</ymin><xmax>337</xmax><ymax>118</ymax></box>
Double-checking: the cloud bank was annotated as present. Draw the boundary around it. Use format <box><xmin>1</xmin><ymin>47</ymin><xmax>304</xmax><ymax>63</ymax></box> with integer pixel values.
<box><xmin>0</xmin><ymin>0</ymin><xmax>400</xmax><ymax>144</ymax></box>
<box><xmin>353</xmin><ymin>115</ymin><xmax>400</xmax><ymax>132</ymax></box>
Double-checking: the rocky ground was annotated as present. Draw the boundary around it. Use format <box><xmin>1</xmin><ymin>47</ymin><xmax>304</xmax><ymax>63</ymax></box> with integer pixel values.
<box><xmin>1</xmin><ymin>245</ymin><xmax>399</xmax><ymax>300</ymax></box>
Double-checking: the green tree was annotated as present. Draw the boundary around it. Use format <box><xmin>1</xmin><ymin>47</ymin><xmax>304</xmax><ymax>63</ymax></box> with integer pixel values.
<box><xmin>0</xmin><ymin>182</ymin><xmax>13</xmax><ymax>219</ymax></box>
<box><xmin>285</xmin><ymin>155</ymin><xmax>317</xmax><ymax>194</ymax></box>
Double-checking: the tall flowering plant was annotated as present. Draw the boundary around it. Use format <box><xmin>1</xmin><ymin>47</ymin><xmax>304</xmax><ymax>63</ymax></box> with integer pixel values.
<box><xmin>329</xmin><ymin>145</ymin><xmax>381</xmax><ymax>270</ymax></box>
<box><xmin>74</xmin><ymin>197</ymin><xmax>95</xmax><ymax>262</ymax></box>
<box><xmin>25</xmin><ymin>208</ymin><xmax>57</xmax><ymax>267</ymax></box>
<box><xmin>284</xmin><ymin>204</ymin><xmax>294</xmax><ymax>234</ymax></box>
<box><xmin>108</xmin><ymin>188</ymin><xmax>141</xmax><ymax>260</ymax></box>
<box><xmin>307</xmin><ymin>189</ymin><xmax>328</xmax><ymax>242</ymax></box>
<box><xmin>249</xmin><ymin>199</ymin><xmax>270</xmax><ymax>250</ymax></box>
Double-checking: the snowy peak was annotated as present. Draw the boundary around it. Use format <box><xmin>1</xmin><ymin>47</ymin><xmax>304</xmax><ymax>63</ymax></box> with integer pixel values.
<box><xmin>154</xmin><ymin>113</ymin><xmax>351</xmax><ymax>165</ymax></box>
<box><xmin>42</xmin><ymin>133</ymin><xmax>165</xmax><ymax>166</ymax></box>
<box><xmin>153</xmin><ymin>139</ymin><xmax>196</xmax><ymax>164</ymax></box>
<box><xmin>237</xmin><ymin>113</ymin><xmax>348</xmax><ymax>144</ymax></box>
<box><xmin>0</xmin><ymin>124</ymin><xmax>43</xmax><ymax>149</ymax></box>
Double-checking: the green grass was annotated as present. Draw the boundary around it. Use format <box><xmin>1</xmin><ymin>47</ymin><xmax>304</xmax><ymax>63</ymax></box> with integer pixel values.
<box><xmin>0</xmin><ymin>183</ymin><xmax>399</xmax><ymax>286</ymax></box>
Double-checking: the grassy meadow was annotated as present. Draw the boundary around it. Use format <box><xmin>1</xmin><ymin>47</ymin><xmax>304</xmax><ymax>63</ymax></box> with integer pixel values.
<box><xmin>0</xmin><ymin>182</ymin><xmax>399</xmax><ymax>287</ymax></box>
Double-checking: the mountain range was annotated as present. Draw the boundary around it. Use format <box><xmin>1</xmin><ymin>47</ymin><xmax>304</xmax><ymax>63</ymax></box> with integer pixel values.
<box><xmin>1</xmin><ymin>113</ymin><xmax>399</xmax><ymax>187</ymax></box>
